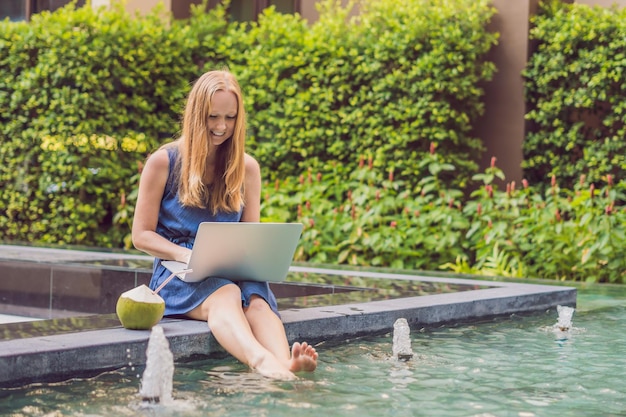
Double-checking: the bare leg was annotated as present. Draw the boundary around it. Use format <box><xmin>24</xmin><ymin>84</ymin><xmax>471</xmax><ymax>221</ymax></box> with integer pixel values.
<box><xmin>187</xmin><ymin>284</ymin><xmax>295</xmax><ymax>380</ymax></box>
<box><xmin>244</xmin><ymin>296</ymin><xmax>318</xmax><ymax>373</ymax></box>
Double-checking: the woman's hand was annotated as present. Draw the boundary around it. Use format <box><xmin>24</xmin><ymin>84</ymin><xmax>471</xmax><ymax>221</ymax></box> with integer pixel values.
<box><xmin>179</xmin><ymin>247</ymin><xmax>192</xmax><ymax>264</ymax></box>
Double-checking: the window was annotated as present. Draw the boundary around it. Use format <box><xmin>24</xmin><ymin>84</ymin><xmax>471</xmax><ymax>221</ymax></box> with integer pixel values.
<box><xmin>269</xmin><ymin>0</ymin><xmax>297</xmax><ymax>14</ymax></box>
<box><xmin>171</xmin><ymin>0</ymin><xmax>299</xmax><ymax>21</ymax></box>
<box><xmin>34</xmin><ymin>0</ymin><xmax>86</xmax><ymax>14</ymax></box>
<box><xmin>0</xmin><ymin>1</ymin><xmax>27</xmax><ymax>21</ymax></box>
<box><xmin>1</xmin><ymin>0</ymin><xmax>299</xmax><ymax>22</ymax></box>
<box><xmin>0</xmin><ymin>0</ymin><xmax>85</xmax><ymax>22</ymax></box>
<box><xmin>228</xmin><ymin>0</ymin><xmax>299</xmax><ymax>22</ymax></box>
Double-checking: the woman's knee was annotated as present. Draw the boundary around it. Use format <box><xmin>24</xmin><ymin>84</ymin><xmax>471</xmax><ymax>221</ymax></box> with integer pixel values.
<box><xmin>245</xmin><ymin>295</ymin><xmax>267</xmax><ymax>310</ymax></box>
<box><xmin>244</xmin><ymin>295</ymin><xmax>274</xmax><ymax>320</ymax></box>
<box><xmin>188</xmin><ymin>283</ymin><xmax>241</xmax><ymax>321</ymax></box>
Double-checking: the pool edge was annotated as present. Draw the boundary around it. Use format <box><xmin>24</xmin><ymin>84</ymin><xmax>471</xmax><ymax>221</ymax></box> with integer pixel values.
<box><xmin>0</xmin><ymin>277</ymin><xmax>576</xmax><ymax>388</ymax></box>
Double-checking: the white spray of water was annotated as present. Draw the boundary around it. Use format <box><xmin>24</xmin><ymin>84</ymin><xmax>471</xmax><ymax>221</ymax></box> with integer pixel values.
<box><xmin>554</xmin><ymin>305</ymin><xmax>575</xmax><ymax>332</ymax></box>
<box><xmin>392</xmin><ymin>318</ymin><xmax>414</xmax><ymax>361</ymax></box>
<box><xmin>139</xmin><ymin>325</ymin><xmax>174</xmax><ymax>404</ymax></box>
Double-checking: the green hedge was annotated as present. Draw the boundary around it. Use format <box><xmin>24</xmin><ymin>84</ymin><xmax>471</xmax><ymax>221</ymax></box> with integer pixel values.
<box><xmin>231</xmin><ymin>0</ymin><xmax>497</xmax><ymax>189</ymax></box>
<box><xmin>0</xmin><ymin>0</ymin><xmax>497</xmax><ymax>247</ymax></box>
<box><xmin>0</xmin><ymin>3</ymin><xmax>227</xmax><ymax>246</ymax></box>
<box><xmin>1</xmin><ymin>0</ymin><xmax>624</xmax><ymax>283</ymax></box>
<box><xmin>523</xmin><ymin>0</ymin><xmax>626</xmax><ymax>189</ymax></box>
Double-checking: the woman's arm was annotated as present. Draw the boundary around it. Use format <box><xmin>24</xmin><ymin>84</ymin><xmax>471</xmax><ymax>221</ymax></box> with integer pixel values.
<box><xmin>240</xmin><ymin>153</ymin><xmax>261</xmax><ymax>223</ymax></box>
<box><xmin>131</xmin><ymin>148</ymin><xmax>192</xmax><ymax>263</ymax></box>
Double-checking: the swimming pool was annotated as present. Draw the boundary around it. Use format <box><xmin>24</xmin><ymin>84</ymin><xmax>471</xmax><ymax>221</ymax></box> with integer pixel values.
<box><xmin>1</xmin><ymin>282</ymin><xmax>623</xmax><ymax>417</ymax></box>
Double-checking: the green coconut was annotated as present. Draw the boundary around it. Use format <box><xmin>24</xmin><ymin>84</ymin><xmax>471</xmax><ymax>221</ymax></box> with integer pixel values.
<box><xmin>116</xmin><ymin>285</ymin><xmax>165</xmax><ymax>330</ymax></box>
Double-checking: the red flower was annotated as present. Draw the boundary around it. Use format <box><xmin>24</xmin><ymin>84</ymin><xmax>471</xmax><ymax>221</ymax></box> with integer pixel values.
<box><xmin>522</xmin><ymin>179</ymin><xmax>529</xmax><ymax>189</ymax></box>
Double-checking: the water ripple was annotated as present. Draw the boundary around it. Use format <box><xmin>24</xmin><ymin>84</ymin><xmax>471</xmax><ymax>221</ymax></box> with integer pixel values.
<box><xmin>1</xmin><ymin>294</ymin><xmax>625</xmax><ymax>417</ymax></box>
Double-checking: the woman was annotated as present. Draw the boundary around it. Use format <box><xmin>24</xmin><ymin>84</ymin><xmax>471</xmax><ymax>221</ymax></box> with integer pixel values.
<box><xmin>132</xmin><ymin>70</ymin><xmax>318</xmax><ymax>380</ymax></box>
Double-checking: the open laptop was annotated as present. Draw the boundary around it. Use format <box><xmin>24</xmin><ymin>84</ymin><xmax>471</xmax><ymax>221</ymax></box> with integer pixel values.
<box><xmin>160</xmin><ymin>222</ymin><xmax>303</xmax><ymax>283</ymax></box>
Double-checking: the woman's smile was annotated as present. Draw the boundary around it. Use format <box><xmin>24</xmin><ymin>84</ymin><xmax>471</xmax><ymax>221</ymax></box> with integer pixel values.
<box><xmin>208</xmin><ymin>90</ymin><xmax>237</xmax><ymax>145</ymax></box>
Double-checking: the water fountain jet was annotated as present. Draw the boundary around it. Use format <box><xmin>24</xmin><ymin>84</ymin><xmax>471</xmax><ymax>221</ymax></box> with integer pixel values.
<box><xmin>392</xmin><ymin>318</ymin><xmax>414</xmax><ymax>361</ymax></box>
<box><xmin>139</xmin><ymin>325</ymin><xmax>174</xmax><ymax>405</ymax></box>
<box><xmin>554</xmin><ymin>305</ymin><xmax>575</xmax><ymax>332</ymax></box>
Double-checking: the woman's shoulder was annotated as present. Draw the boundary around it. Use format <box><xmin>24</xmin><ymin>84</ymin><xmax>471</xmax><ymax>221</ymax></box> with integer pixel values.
<box><xmin>147</xmin><ymin>142</ymin><xmax>180</xmax><ymax>167</ymax></box>
<box><xmin>243</xmin><ymin>153</ymin><xmax>261</xmax><ymax>185</ymax></box>
<box><xmin>244</xmin><ymin>153</ymin><xmax>260</xmax><ymax>171</ymax></box>
<box><xmin>160</xmin><ymin>141</ymin><xmax>181</xmax><ymax>158</ymax></box>
<box><xmin>145</xmin><ymin>147</ymin><xmax>171</xmax><ymax>169</ymax></box>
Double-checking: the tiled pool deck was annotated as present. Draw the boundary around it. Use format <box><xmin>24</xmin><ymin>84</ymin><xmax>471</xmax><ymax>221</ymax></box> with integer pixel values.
<box><xmin>0</xmin><ymin>244</ymin><xmax>576</xmax><ymax>388</ymax></box>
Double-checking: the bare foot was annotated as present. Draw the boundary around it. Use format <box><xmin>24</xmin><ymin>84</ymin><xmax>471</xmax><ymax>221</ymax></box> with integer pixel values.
<box><xmin>253</xmin><ymin>352</ymin><xmax>297</xmax><ymax>380</ymax></box>
<box><xmin>289</xmin><ymin>342</ymin><xmax>318</xmax><ymax>373</ymax></box>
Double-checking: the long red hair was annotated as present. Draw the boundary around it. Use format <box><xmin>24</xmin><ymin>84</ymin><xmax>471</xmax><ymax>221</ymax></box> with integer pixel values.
<box><xmin>172</xmin><ymin>70</ymin><xmax>247</xmax><ymax>213</ymax></box>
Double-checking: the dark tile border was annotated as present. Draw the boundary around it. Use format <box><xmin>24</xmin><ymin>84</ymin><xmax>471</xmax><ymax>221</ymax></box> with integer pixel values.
<box><xmin>0</xmin><ymin>265</ymin><xmax>576</xmax><ymax>388</ymax></box>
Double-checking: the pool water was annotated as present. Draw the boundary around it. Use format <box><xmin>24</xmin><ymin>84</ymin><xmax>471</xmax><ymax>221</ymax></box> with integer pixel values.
<box><xmin>1</xmin><ymin>283</ymin><xmax>625</xmax><ymax>417</ymax></box>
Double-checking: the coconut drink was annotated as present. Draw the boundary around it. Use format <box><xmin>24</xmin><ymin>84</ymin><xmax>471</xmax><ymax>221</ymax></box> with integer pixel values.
<box><xmin>116</xmin><ymin>285</ymin><xmax>165</xmax><ymax>330</ymax></box>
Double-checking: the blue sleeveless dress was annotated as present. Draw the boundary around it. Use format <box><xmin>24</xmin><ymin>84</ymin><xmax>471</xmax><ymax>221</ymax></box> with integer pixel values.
<box><xmin>148</xmin><ymin>147</ymin><xmax>279</xmax><ymax>317</ymax></box>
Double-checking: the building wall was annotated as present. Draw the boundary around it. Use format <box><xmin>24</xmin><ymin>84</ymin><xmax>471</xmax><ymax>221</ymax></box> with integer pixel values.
<box><xmin>576</xmin><ymin>0</ymin><xmax>626</xmax><ymax>6</ymax></box>
<box><xmin>125</xmin><ymin>0</ymin><xmax>171</xmax><ymax>15</ymax></box>
<box><xmin>299</xmin><ymin>0</ymin><xmax>359</xmax><ymax>23</ymax></box>
<box><xmin>91</xmin><ymin>0</ymin><xmax>112</xmax><ymax>9</ymax></box>
<box><xmin>476</xmin><ymin>0</ymin><xmax>626</xmax><ymax>183</ymax></box>
<box><xmin>474</xmin><ymin>0</ymin><xmax>540</xmax><ymax>183</ymax></box>
<box><xmin>93</xmin><ymin>0</ymin><xmax>172</xmax><ymax>14</ymax></box>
